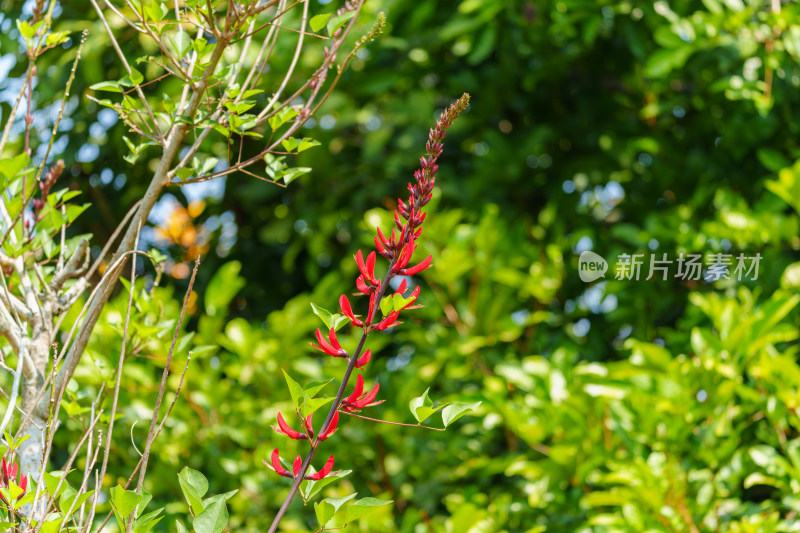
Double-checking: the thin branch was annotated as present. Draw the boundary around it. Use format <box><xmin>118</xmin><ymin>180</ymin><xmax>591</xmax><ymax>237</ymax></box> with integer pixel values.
<box><xmin>0</xmin><ymin>338</ymin><xmax>27</xmax><ymax>436</ymax></box>
<box><xmin>341</xmin><ymin>411</ymin><xmax>446</xmax><ymax>431</ymax></box>
<box><xmin>135</xmin><ymin>256</ymin><xmax>200</xmax><ymax>492</ymax></box>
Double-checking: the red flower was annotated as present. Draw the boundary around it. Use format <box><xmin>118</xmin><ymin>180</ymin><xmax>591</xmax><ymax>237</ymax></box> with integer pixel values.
<box><xmin>355</xmin><ymin>250</ymin><xmax>378</xmax><ymax>286</ymax></box>
<box><xmin>293</xmin><ymin>455</ymin><xmax>302</xmax><ymax>477</ymax></box>
<box><xmin>393</xmin><ymin>279</ymin><xmax>421</xmax><ymax>309</ymax></box>
<box><xmin>310</xmin><ymin>327</ymin><xmax>348</xmax><ymax>358</ymax></box>
<box><xmin>318</xmin><ymin>411</ymin><xmax>339</xmax><ymax>441</ymax></box>
<box><xmin>374</xmin><ymin>311</ymin><xmax>401</xmax><ymax>331</ymax></box>
<box><xmin>272</xmin><ymin>412</ymin><xmax>307</xmax><ymax>440</ymax></box>
<box><xmin>341</xmin><ymin>374</ymin><xmax>381</xmax><ymax>412</ymax></box>
<box><xmin>355</xmin><ymin>349</ymin><xmax>371</xmax><ymax>368</ymax></box>
<box><xmin>0</xmin><ymin>458</ymin><xmax>26</xmax><ymax>504</ymax></box>
<box><xmin>265</xmin><ymin>449</ymin><xmax>292</xmax><ymax>478</ymax></box>
<box><xmin>339</xmin><ymin>295</ymin><xmax>363</xmax><ymax>327</ymax></box>
<box><xmin>398</xmin><ymin>255</ymin><xmax>432</xmax><ymax>277</ymax></box>
<box><xmin>304</xmin><ymin>455</ymin><xmax>335</xmax><ymax>481</ymax></box>
<box><xmin>304</xmin><ymin>413</ymin><xmax>315</xmax><ymax>439</ymax></box>
<box><xmin>303</xmin><ymin>411</ymin><xmax>339</xmax><ymax>442</ymax></box>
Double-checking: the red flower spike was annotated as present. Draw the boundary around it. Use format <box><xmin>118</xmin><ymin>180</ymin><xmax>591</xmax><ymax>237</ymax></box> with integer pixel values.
<box><xmin>273</xmin><ymin>412</ymin><xmax>307</xmax><ymax>440</ymax></box>
<box><xmin>374</xmin><ymin>311</ymin><xmax>401</xmax><ymax>331</ymax></box>
<box><xmin>304</xmin><ymin>413</ymin><xmax>314</xmax><ymax>439</ymax></box>
<box><xmin>293</xmin><ymin>455</ymin><xmax>303</xmax><ymax>477</ymax></box>
<box><xmin>267</xmin><ymin>449</ymin><xmax>292</xmax><ymax>478</ymax></box>
<box><xmin>398</xmin><ymin>255</ymin><xmax>432</xmax><ymax>276</ymax></box>
<box><xmin>18</xmin><ymin>475</ymin><xmax>26</xmax><ymax>494</ymax></box>
<box><xmin>339</xmin><ymin>295</ymin><xmax>363</xmax><ymax>327</ymax></box>
<box><xmin>304</xmin><ymin>455</ymin><xmax>335</xmax><ymax>481</ymax></box>
<box><xmin>355</xmin><ymin>349</ymin><xmax>372</xmax><ymax>368</ymax></box>
<box><xmin>318</xmin><ymin>411</ymin><xmax>339</xmax><ymax>441</ymax></box>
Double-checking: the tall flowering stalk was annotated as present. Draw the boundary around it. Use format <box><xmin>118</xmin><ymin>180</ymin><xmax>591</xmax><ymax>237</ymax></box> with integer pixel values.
<box><xmin>266</xmin><ymin>93</ymin><xmax>470</xmax><ymax>531</ymax></box>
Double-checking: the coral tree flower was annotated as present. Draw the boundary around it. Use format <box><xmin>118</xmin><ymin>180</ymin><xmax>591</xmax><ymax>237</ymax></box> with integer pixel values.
<box><xmin>304</xmin><ymin>411</ymin><xmax>340</xmax><ymax>442</ymax></box>
<box><xmin>305</xmin><ymin>455</ymin><xmax>335</xmax><ymax>481</ymax></box>
<box><xmin>270</xmin><ymin>94</ymin><xmax>469</xmax><ymax>486</ymax></box>
<box><xmin>272</xmin><ymin>412</ymin><xmax>307</xmax><ymax>440</ymax></box>
<box><xmin>0</xmin><ymin>458</ymin><xmax>27</xmax><ymax>504</ymax></box>
<box><xmin>310</xmin><ymin>327</ymin><xmax>348</xmax><ymax>358</ymax></box>
<box><xmin>341</xmin><ymin>374</ymin><xmax>381</xmax><ymax>412</ymax></box>
<box><xmin>339</xmin><ymin>295</ymin><xmax>364</xmax><ymax>327</ymax></box>
<box><xmin>265</xmin><ymin>449</ymin><xmax>336</xmax><ymax>481</ymax></box>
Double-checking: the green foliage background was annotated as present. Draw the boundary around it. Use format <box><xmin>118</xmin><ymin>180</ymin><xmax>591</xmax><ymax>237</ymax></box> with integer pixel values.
<box><xmin>4</xmin><ymin>0</ymin><xmax>800</xmax><ymax>530</ymax></box>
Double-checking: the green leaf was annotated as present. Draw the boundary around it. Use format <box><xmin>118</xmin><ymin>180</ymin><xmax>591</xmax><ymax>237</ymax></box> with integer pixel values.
<box><xmin>178</xmin><ymin>467</ymin><xmax>209</xmax><ymax>516</ymax></box>
<box><xmin>110</xmin><ymin>485</ymin><xmax>144</xmax><ymax>529</ymax></box>
<box><xmin>442</xmin><ymin>401</ymin><xmax>481</xmax><ymax>428</ymax></box>
<box><xmin>409</xmin><ymin>388</ymin><xmax>446</xmax><ymax>423</ymax></box>
<box><xmin>202</xmin><ymin>489</ymin><xmax>238</xmax><ymax>508</ymax></box>
<box><xmin>43</xmin><ymin>471</ymin><xmax>71</xmax><ymax>499</ymax></box>
<box><xmin>193</xmin><ymin>500</ymin><xmax>228</xmax><ymax>533</ymax></box>
<box><xmin>327</xmin><ymin>11</ymin><xmax>357</xmax><ymax>35</ymax></box>
<box><xmin>281</xmin><ymin>137</ymin><xmax>299</xmax><ymax>152</ymax></box>
<box><xmin>129</xmin><ymin>67</ymin><xmax>144</xmax><ymax>86</ymax></box>
<box><xmin>303</xmin><ymin>378</ymin><xmax>333</xmax><ymax>399</ymax></box>
<box><xmin>315</xmin><ymin>493</ymin><xmax>357</xmax><ymax>527</ymax></box>
<box><xmin>283</xmin><ymin>370</ymin><xmax>304</xmax><ymax>409</ymax></box>
<box><xmin>279</xmin><ymin>166</ymin><xmax>311</xmax><ymax>185</ymax></box>
<box><xmin>175</xmin><ymin>520</ymin><xmax>190</xmax><ymax>533</ymax></box>
<box><xmin>344</xmin><ymin>497</ymin><xmax>392</xmax><ymax>523</ymax></box>
<box><xmin>301</xmin><ymin>395</ymin><xmax>334</xmax><ymax>417</ymax></box>
<box><xmin>89</xmin><ymin>81</ymin><xmax>122</xmax><ymax>93</ymax></box>
<box><xmin>297</xmin><ymin>137</ymin><xmax>321</xmax><ymax>152</ymax></box>
<box><xmin>0</xmin><ymin>154</ymin><xmax>29</xmax><ymax>180</ymax></box>
<box><xmin>134</xmin><ymin>507</ymin><xmax>164</xmax><ymax>533</ymax></box>
<box><xmin>301</xmin><ymin>469</ymin><xmax>352</xmax><ymax>501</ymax></box>
<box><xmin>310</xmin><ymin>303</ymin><xmax>350</xmax><ymax>331</ymax></box>
<box><xmin>380</xmin><ymin>295</ymin><xmax>393</xmax><ymax>316</ymax></box>
<box><xmin>310</xmin><ymin>13</ymin><xmax>331</xmax><ymax>32</ymax></box>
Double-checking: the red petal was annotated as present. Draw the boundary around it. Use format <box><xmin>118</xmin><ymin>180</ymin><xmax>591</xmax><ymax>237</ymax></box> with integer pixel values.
<box><xmin>355</xmin><ymin>250</ymin><xmax>375</xmax><ymax>284</ymax></box>
<box><xmin>355</xmin><ymin>349</ymin><xmax>371</xmax><ymax>368</ymax></box>
<box><xmin>327</xmin><ymin>327</ymin><xmax>346</xmax><ymax>356</ymax></box>
<box><xmin>304</xmin><ymin>455</ymin><xmax>335</xmax><ymax>481</ymax></box>
<box><xmin>354</xmin><ymin>382</ymin><xmax>380</xmax><ymax>408</ymax></box>
<box><xmin>312</xmin><ymin>328</ymin><xmax>338</xmax><ymax>356</ymax></box>
<box><xmin>356</xmin><ymin>275</ymin><xmax>371</xmax><ymax>295</ymax></box>
<box><xmin>398</xmin><ymin>255</ymin><xmax>432</xmax><ymax>276</ymax></box>
<box><xmin>339</xmin><ymin>295</ymin><xmax>363</xmax><ymax>327</ymax></box>
<box><xmin>366</xmin><ymin>292</ymin><xmax>376</xmax><ymax>326</ymax></box>
<box><xmin>18</xmin><ymin>475</ymin><xmax>26</xmax><ymax>494</ymax></box>
<box><xmin>319</xmin><ymin>411</ymin><xmax>339</xmax><ymax>441</ymax></box>
<box><xmin>304</xmin><ymin>413</ymin><xmax>314</xmax><ymax>438</ymax></box>
<box><xmin>293</xmin><ymin>455</ymin><xmax>303</xmax><ymax>477</ymax></box>
<box><xmin>277</xmin><ymin>413</ymin><xmax>306</xmax><ymax>440</ymax></box>
<box><xmin>344</xmin><ymin>374</ymin><xmax>364</xmax><ymax>405</ymax></box>
<box><xmin>376</xmin><ymin>226</ymin><xmax>390</xmax><ymax>246</ymax></box>
<box><xmin>375</xmin><ymin>311</ymin><xmax>400</xmax><ymax>331</ymax></box>
<box><xmin>394</xmin><ymin>278</ymin><xmax>408</xmax><ymax>296</ymax></box>
<box><xmin>269</xmin><ymin>449</ymin><xmax>290</xmax><ymax>477</ymax></box>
